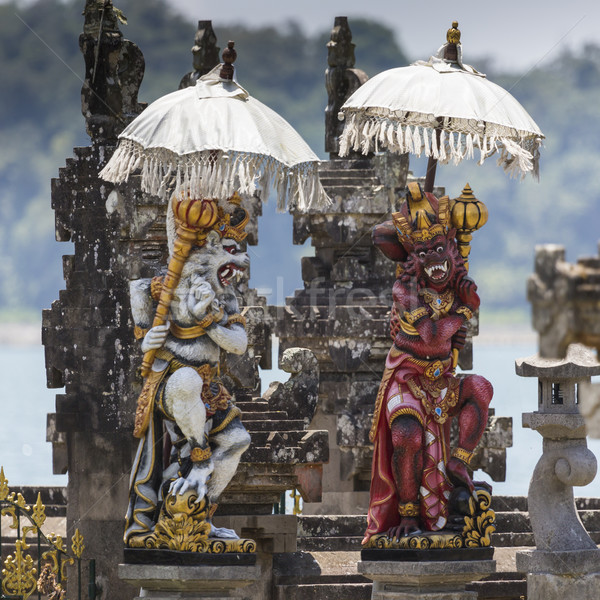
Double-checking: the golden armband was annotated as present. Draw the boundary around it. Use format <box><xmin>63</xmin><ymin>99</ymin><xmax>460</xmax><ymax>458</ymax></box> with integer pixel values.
<box><xmin>456</xmin><ymin>306</ymin><xmax>473</xmax><ymax>321</ymax></box>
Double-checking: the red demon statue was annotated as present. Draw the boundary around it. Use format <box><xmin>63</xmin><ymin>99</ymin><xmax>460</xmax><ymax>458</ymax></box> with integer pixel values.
<box><xmin>364</xmin><ymin>182</ymin><xmax>493</xmax><ymax>544</ymax></box>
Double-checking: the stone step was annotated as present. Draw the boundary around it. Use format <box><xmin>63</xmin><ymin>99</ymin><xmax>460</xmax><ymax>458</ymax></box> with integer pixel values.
<box><xmin>298</xmin><ymin>536</ymin><xmax>363</xmax><ymax>552</ymax></box>
<box><xmin>297</xmin><ymin>507</ymin><xmax>600</xmax><ymax>550</ymax></box>
<box><xmin>298</xmin><ymin>515</ymin><xmax>366</xmax><ymax>538</ymax></box>
<box><xmin>235</xmin><ymin>400</ymin><xmax>270</xmax><ymax>412</ymax></box>
<box><xmin>318</xmin><ymin>168</ymin><xmax>376</xmax><ymax>178</ymax></box>
<box><xmin>318</xmin><ymin>159</ymin><xmax>374</xmax><ymax>171</ymax></box>
<box><xmin>317</xmin><ymin>186</ymin><xmax>382</xmax><ymax>198</ymax></box>
<box><xmin>241</xmin><ymin>411</ymin><xmax>290</xmax><ymax>421</ymax></box>
<box><xmin>241</xmin><ymin>446</ymin><xmax>303</xmax><ymax>464</ymax></box>
<box><xmin>244</xmin><ymin>419</ymin><xmax>305</xmax><ymax>432</ymax></box>
<box><xmin>319</xmin><ymin>178</ymin><xmax>380</xmax><ymax>189</ymax></box>
<box><xmin>577</xmin><ymin>497</ymin><xmax>600</xmax><ymax>510</ymax></box>
<box><xmin>466</xmin><ymin>572</ymin><xmax>527</xmax><ymax>600</ymax></box>
<box><xmin>492</xmin><ymin>532</ymin><xmax>535</xmax><ymax>547</ymax></box>
<box><xmin>492</xmin><ymin>496</ymin><xmax>528</xmax><ymax>512</ymax></box>
<box><xmin>248</xmin><ymin>430</ymin><xmax>310</xmax><ymax>446</ymax></box>
<box><xmin>274</xmin><ymin>582</ymin><xmax>371</xmax><ymax>600</ymax></box>
<box><xmin>276</xmin><ymin>574</ymin><xmax>369</xmax><ymax>586</ymax></box>
<box><xmin>494</xmin><ymin>512</ymin><xmax>531</xmax><ymax>534</ymax></box>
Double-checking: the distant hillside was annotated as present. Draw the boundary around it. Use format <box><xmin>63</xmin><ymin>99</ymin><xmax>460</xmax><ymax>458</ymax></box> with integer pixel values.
<box><xmin>1</xmin><ymin>0</ymin><xmax>599</xmax><ymax>321</ymax></box>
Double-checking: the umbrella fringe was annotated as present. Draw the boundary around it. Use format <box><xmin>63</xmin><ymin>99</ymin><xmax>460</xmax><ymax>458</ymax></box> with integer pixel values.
<box><xmin>100</xmin><ymin>139</ymin><xmax>331</xmax><ymax>210</ymax></box>
<box><xmin>337</xmin><ymin>111</ymin><xmax>542</xmax><ymax>179</ymax></box>
<box><xmin>423</xmin><ymin>127</ymin><xmax>431</xmax><ymax>157</ymax></box>
<box><xmin>412</xmin><ymin>127</ymin><xmax>422</xmax><ymax>158</ymax></box>
<box><xmin>396</xmin><ymin>123</ymin><xmax>404</xmax><ymax>154</ymax></box>
<box><xmin>438</xmin><ymin>130</ymin><xmax>447</xmax><ymax>162</ymax></box>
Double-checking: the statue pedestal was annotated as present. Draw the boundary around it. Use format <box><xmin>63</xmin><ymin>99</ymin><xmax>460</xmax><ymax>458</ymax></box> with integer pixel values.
<box><xmin>119</xmin><ymin>562</ymin><xmax>260</xmax><ymax>600</ymax></box>
<box><xmin>358</xmin><ymin>559</ymin><xmax>495</xmax><ymax>600</ymax></box>
<box><xmin>516</xmin><ymin>549</ymin><xmax>600</xmax><ymax>600</ymax></box>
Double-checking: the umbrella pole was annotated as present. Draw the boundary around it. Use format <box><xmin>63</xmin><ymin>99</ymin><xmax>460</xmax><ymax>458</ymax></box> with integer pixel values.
<box><xmin>139</xmin><ymin>197</ymin><xmax>219</xmax><ymax>378</ymax></box>
<box><xmin>139</xmin><ymin>225</ymin><xmax>197</xmax><ymax>378</ymax></box>
<box><xmin>424</xmin><ymin>128</ymin><xmax>441</xmax><ymax>193</ymax></box>
<box><xmin>424</xmin><ymin>23</ymin><xmax>460</xmax><ymax>194</ymax></box>
<box><xmin>424</xmin><ymin>155</ymin><xmax>438</xmax><ymax>194</ymax></box>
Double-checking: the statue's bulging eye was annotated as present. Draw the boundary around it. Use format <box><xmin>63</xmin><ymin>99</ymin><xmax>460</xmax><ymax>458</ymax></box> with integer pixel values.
<box><xmin>419</xmin><ymin>251</ymin><xmax>427</xmax><ymax>259</ymax></box>
<box><xmin>436</xmin><ymin>246</ymin><xmax>444</xmax><ymax>254</ymax></box>
<box><xmin>224</xmin><ymin>245</ymin><xmax>237</xmax><ymax>254</ymax></box>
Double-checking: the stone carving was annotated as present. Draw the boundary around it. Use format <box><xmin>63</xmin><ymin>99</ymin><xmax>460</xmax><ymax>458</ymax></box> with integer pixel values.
<box><xmin>325</xmin><ymin>16</ymin><xmax>368</xmax><ymax>157</ymax></box>
<box><xmin>125</xmin><ymin>194</ymin><xmax>255</xmax><ymax>552</ymax></box>
<box><xmin>363</xmin><ymin>182</ymin><xmax>494</xmax><ymax>547</ymax></box>
<box><xmin>528</xmin><ymin>243</ymin><xmax>600</xmax><ymax>359</ymax></box>
<box><xmin>80</xmin><ymin>0</ymin><xmax>146</xmax><ymax>142</ymax></box>
<box><xmin>179</xmin><ymin>20</ymin><xmax>220</xmax><ymax>90</ymax></box>
<box><xmin>516</xmin><ymin>344</ymin><xmax>600</xmax><ymax>598</ymax></box>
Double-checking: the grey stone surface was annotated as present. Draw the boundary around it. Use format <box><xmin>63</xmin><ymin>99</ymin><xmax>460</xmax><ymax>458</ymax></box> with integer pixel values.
<box><xmin>526</xmin><ymin>572</ymin><xmax>600</xmax><ymax>600</ymax></box>
<box><xmin>579</xmin><ymin>381</ymin><xmax>600</xmax><ymax>439</ymax></box>
<box><xmin>119</xmin><ymin>562</ymin><xmax>260</xmax><ymax>599</ymax></box>
<box><xmin>522</xmin><ymin>412</ymin><xmax>588</xmax><ymax>438</ymax></box>
<box><xmin>515</xmin><ymin>344</ymin><xmax>600</xmax><ymax>379</ymax></box>
<box><xmin>516</xmin><ymin>548</ymin><xmax>600</xmax><ymax>575</ymax></box>
<box><xmin>517</xmin><ymin>550</ymin><xmax>600</xmax><ymax>600</ymax></box>
<box><xmin>528</xmin><ymin>243</ymin><xmax>600</xmax><ymax>359</ymax></box>
<box><xmin>358</xmin><ymin>560</ymin><xmax>495</xmax><ymax>599</ymax></box>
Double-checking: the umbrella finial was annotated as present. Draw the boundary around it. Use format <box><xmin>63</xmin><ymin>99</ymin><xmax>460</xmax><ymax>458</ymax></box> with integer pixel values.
<box><xmin>220</xmin><ymin>41</ymin><xmax>237</xmax><ymax>80</ymax></box>
<box><xmin>444</xmin><ymin>21</ymin><xmax>461</xmax><ymax>62</ymax></box>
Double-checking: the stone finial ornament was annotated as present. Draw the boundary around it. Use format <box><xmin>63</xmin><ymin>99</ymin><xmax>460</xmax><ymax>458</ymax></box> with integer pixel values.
<box><xmin>325</xmin><ymin>16</ymin><xmax>368</xmax><ymax>157</ymax></box>
<box><xmin>179</xmin><ymin>20</ymin><xmax>220</xmax><ymax>89</ymax></box>
<box><xmin>80</xmin><ymin>0</ymin><xmax>145</xmax><ymax>142</ymax></box>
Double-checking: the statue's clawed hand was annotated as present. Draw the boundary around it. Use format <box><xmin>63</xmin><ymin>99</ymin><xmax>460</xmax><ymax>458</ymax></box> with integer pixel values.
<box><xmin>141</xmin><ymin>323</ymin><xmax>169</xmax><ymax>353</ymax></box>
<box><xmin>169</xmin><ymin>463</ymin><xmax>210</xmax><ymax>502</ymax></box>
<box><xmin>188</xmin><ymin>278</ymin><xmax>216</xmax><ymax>320</ymax></box>
<box><xmin>457</xmin><ymin>276</ymin><xmax>480</xmax><ymax>311</ymax></box>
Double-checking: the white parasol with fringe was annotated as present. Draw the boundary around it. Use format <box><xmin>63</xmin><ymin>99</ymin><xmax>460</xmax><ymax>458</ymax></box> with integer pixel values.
<box><xmin>100</xmin><ymin>45</ymin><xmax>328</xmax><ymax>211</ymax></box>
<box><xmin>339</xmin><ymin>22</ymin><xmax>544</xmax><ymax>188</ymax></box>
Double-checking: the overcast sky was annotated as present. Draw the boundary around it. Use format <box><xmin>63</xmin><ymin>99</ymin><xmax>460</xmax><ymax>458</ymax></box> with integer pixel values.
<box><xmin>169</xmin><ymin>0</ymin><xmax>598</xmax><ymax>71</ymax></box>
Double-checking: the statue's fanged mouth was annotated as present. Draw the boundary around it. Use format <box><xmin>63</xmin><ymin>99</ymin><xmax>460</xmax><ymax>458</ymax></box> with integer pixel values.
<box><xmin>425</xmin><ymin>260</ymin><xmax>448</xmax><ymax>281</ymax></box>
<box><xmin>218</xmin><ymin>263</ymin><xmax>245</xmax><ymax>286</ymax></box>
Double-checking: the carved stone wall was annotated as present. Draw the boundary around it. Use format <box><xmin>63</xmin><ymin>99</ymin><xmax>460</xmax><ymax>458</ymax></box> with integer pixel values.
<box><xmin>43</xmin><ymin>13</ymin><xmax>327</xmax><ymax>600</ymax></box>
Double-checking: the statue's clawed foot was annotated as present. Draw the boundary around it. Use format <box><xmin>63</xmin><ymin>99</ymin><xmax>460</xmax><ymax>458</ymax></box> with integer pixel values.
<box><xmin>387</xmin><ymin>517</ymin><xmax>421</xmax><ymax>540</ymax></box>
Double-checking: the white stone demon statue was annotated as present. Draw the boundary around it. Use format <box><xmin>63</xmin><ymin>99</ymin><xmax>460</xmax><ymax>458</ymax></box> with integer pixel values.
<box><xmin>124</xmin><ymin>194</ymin><xmax>255</xmax><ymax>553</ymax></box>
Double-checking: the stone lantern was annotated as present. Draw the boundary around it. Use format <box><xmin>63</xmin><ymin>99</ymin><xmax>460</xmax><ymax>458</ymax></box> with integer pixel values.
<box><xmin>515</xmin><ymin>344</ymin><xmax>600</xmax><ymax>599</ymax></box>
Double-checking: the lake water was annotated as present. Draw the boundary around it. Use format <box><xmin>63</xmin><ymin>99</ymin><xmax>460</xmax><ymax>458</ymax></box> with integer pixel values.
<box><xmin>2</xmin><ymin>340</ymin><xmax>600</xmax><ymax>498</ymax></box>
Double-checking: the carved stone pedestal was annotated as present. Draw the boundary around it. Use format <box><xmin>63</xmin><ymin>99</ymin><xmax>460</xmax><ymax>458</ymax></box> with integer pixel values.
<box><xmin>119</xmin><ymin>562</ymin><xmax>260</xmax><ymax>600</ymax></box>
<box><xmin>357</xmin><ymin>559</ymin><xmax>495</xmax><ymax>600</ymax></box>
<box><xmin>516</xmin><ymin>549</ymin><xmax>600</xmax><ymax>600</ymax></box>
<box><xmin>516</xmin><ymin>346</ymin><xmax>600</xmax><ymax>599</ymax></box>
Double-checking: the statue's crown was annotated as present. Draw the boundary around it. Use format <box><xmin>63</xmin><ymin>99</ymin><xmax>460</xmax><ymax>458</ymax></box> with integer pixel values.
<box><xmin>392</xmin><ymin>182</ymin><xmax>451</xmax><ymax>248</ymax></box>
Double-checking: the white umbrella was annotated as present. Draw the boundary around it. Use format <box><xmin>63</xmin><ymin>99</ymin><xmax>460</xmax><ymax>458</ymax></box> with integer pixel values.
<box><xmin>100</xmin><ymin>42</ymin><xmax>328</xmax><ymax>211</ymax></box>
<box><xmin>339</xmin><ymin>22</ymin><xmax>544</xmax><ymax>190</ymax></box>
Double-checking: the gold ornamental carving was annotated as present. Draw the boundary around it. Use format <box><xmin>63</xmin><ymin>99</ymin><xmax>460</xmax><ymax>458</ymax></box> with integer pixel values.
<box><xmin>127</xmin><ymin>490</ymin><xmax>256</xmax><ymax>553</ymax></box>
<box><xmin>363</xmin><ymin>489</ymin><xmax>495</xmax><ymax>550</ymax></box>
